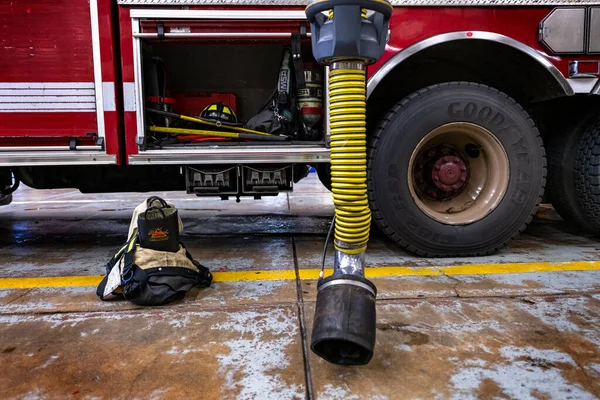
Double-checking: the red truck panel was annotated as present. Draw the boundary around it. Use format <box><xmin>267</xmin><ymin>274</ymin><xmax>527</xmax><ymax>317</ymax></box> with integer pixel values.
<box><xmin>371</xmin><ymin>7</ymin><xmax>581</xmax><ymax>78</ymax></box>
<box><xmin>0</xmin><ymin>1</ymin><xmax>96</xmax><ymax>140</ymax></box>
<box><xmin>0</xmin><ymin>0</ymin><xmax>122</xmax><ymax>163</ymax></box>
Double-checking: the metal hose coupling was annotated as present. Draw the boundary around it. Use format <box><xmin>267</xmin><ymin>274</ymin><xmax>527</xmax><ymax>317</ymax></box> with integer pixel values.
<box><xmin>305</xmin><ymin>0</ymin><xmax>392</xmax><ymax>365</ymax></box>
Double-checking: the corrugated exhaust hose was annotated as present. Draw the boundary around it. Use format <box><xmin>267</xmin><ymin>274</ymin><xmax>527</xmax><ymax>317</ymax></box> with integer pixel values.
<box><xmin>305</xmin><ymin>0</ymin><xmax>392</xmax><ymax>365</ymax></box>
<box><xmin>329</xmin><ymin>66</ymin><xmax>371</xmax><ymax>252</ymax></box>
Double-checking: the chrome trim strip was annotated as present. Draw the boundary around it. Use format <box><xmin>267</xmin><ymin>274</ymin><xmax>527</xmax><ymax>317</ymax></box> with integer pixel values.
<box><xmin>367</xmin><ymin>31</ymin><xmax>574</xmax><ymax>99</ymax></box>
<box><xmin>592</xmin><ymin>79</ymin><xmax>600</xmax><ymax>94</ymax></box>
<box><xmin>129</xmin><ymin>9</ymin><xmax>307</xmax><ymax>19</ymax></box>
<box><xmin>331</xmin><ymin>61</ymin><xmax>365</xmax><ymax>70</ymax></box>
<box><xmin>0</xmin><ymin>104</ymin><xmax>96</xmax><ymax>113</ymax></box>
<box><xmin>318</xmin><ymin>279</ymin><xmax>376</xmax><ymax>296</ymax></box>
<box><xmin>119</xmin><ymin>0</ymin><xmax>600</xmax><ymax>4</ymax></box>
<box><xmin>0</xmin><ymin>96</ymin><xmax>96</xmax><ymax>104</ymax></box>
<box><xmin>0</xmin><ymin>82</ymin><xmax>95</xmax><ymax>89</ymax></box>
<box><xmin>133</xmin><ymin>32</ymin><xmax>308</xmax><ymax>38</ymax></box>
<box><xmin>129</xmin><ymin>146</ymin><xmax>330</xmax><ymax>164</ymax></box>
<box><xmin>568</xmin><ymin>60</ymin><xmax>600</xmax><ymax>79</ymax></box>
<box><xmin>102</xmin><ymin>82</ymin><xmax>117</xmax><ymax>112</ymax></box>
<box><xmin>132</xmin><ymin>18</ymin><xmax>146</xmax><ymax>143</ymax></box>
<box><xmin>90</xmin><ymin>0</ymin><xmax>105</xmax><ymax>139</ymax></box>
<box><xmin>123</xmin><ymin>82</ymin><xmax>137</xmax><ymax>112</ymax></box>
<box><xmin>0</xmin><ymin>83</ymin><xmax>97</xmax><ymax>112</ymax></box>
<box><xmin>0</xmin><ymin>152</ymin><xmax>116</xmax><ymax>167</ymax></box>
<box><xmin>567</xmin><ymin>78</ymin><xmax>599</xmax><ymax>94</ymax></box>
<box><xmin>0</xmin><ymin>146</ymin><xmax>103</xmax><ymax>152</ymax></box>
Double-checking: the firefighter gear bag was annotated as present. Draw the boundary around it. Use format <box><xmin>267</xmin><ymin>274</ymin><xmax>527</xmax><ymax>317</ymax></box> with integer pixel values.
<box><xmin>96</xmin><ymin>197</ymin><xmax>212</xmax><ymax>306</ymax></box>
<box><xmin>137</xmin><ymin>196</ymin><xmax>180</xmax><ymax>252</ymax></box>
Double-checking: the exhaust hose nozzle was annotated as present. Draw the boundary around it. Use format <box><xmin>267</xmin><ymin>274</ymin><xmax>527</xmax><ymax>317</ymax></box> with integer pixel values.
<box><xmin>311</xmin><ymin>274</ymin><xmax>377</xmax><ymax>365</ymax></box>
<box><xmin>306</xmin><ymin>0</ymin><xmax>390</xmax><ymax>366</ymax></box>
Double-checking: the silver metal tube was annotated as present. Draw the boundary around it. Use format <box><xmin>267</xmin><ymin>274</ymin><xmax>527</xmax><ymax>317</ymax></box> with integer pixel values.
<box><xmin>333</xmin><ymin>250</ymin><xmax>365</xmax><ymax>276</ymax></box>
<box><xmin>330</xmin><ymin>61</ymin><xmax>366</xmax><ymax>71</ymax></box>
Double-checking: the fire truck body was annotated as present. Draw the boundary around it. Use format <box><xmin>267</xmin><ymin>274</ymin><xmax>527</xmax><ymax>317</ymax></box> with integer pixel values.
<box><xmin>1</xmin><ymin>0</ymin><xmax>599</xmax><ymax>256</ymax></box>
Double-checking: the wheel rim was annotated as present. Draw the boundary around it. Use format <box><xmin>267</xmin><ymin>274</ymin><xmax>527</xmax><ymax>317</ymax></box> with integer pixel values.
<box><xmin>407</xmin><ymin>122</ymin><xmax>509</xmax><ymax>225</ymax></box>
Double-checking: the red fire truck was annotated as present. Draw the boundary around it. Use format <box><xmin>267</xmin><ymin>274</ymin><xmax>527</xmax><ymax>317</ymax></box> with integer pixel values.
<box><xmin>1</xmin><ymin>0</ymin><xmax>599</xmax><ymax>257</ymax></box>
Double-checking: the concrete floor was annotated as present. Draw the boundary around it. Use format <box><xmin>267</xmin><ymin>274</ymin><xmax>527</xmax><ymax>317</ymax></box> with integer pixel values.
<box><xmin>0</xmin><ymin>173</ymin><xmax>599</xmax><ymax>399</ymax></box>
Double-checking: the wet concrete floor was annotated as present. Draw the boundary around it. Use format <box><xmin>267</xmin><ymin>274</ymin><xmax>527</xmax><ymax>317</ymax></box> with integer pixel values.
<box><xmin>0</xmin><ymin>173</ymin><xmax>599</xmax><ymax>399</ymax></box>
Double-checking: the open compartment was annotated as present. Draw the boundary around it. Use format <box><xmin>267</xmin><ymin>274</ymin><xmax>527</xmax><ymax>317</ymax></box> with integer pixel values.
<box><xmin>121</xmin><ymin>9</ymin><xmax>331</xmax><ymax>165</ymax></box>
<box><xmin>139</xmin><ymin>36</ymin><xmax>325</xmax><ymax>149</ymax></box>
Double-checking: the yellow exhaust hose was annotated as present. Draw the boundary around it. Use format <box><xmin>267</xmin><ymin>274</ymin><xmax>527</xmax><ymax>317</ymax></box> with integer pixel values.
<box><xmin>329</xmin><ymin>66</ymin><xmax>370</xmax><ymax>254</ymax></box>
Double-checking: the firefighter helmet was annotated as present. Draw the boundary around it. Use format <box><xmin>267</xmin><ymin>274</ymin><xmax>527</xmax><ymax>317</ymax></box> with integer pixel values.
<box><xmin>200</xmin><ymin>103</ymin><xmax>237</xmax><ymax>124</ymax></box>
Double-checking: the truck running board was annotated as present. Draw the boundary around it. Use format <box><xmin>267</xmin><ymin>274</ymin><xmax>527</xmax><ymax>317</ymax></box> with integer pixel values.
<box><xmin>129</xmin><ymin>145</ymin><xmax>330</xmax><ymax>165</ymax></box>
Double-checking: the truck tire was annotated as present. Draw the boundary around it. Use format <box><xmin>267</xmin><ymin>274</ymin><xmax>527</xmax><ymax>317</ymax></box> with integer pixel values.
<box><xmin>316</xmin><ymin>164</ymin><xmax>332</xmax><ymax>191</ymax></box>
<box><xmin>367</xmin><ymin>82</ymin><xmax>546</xmax><ymax>257</ymax></box>
<box><xmin>574</xmin><ymin>117</ymin><xmax>600</xmax><ymax>233</ymax></box>
<box><xmin>545</xmin><ymin>116</ymin><xmax>597</xmax><ymax>233</ymax></box>
<box><xmin>0</xmin><ymin>194</ymin><xmax>12</xmax><ymax>206</ymax></box>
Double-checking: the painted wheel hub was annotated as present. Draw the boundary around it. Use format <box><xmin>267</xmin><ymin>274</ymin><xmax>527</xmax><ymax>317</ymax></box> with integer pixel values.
<box><xmin>432</xmin><ymin>156</ymin><xmax>467</xmax><ymax>192</ymax></box>
<box><xmin>414</xmin><ymin>145</ymin><xmax>469</xmax><ymax>200</ymax></box>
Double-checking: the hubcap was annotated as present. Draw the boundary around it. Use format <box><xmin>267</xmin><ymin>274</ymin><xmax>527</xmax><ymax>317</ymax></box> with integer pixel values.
<box><xmin>433</xmin><ymin>155</ymin><xmax>467</xmax><ymax>191</ymax></box>
<box><xmin>414</xmin><ymin>145</ymin><xmax>469</xmax><ymax>200</ymax></box>
<box><xmin>408</xmin><ymin>122</ymin><xmax>509</xmax><ymax>225</ymax></box>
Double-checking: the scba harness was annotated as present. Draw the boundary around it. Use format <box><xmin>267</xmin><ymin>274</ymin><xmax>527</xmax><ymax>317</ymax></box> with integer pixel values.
<box><xmin>97</xmin><ymin>197</ymin><xmax>212</xmax><ymax>306</ymax></box>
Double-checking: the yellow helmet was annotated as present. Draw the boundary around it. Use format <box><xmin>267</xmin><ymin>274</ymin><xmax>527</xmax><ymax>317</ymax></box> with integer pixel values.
<box><xmin>200</xmin><ymin>102</ymin><xmax>238</xmax><ymax>124</ymax></box>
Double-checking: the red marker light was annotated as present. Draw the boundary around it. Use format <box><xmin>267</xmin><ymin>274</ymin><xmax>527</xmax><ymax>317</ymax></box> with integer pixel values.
<box><xmin>466</xmin><ymin>32</ymin><xmax>473</xmax><ymax>37</ymax></box>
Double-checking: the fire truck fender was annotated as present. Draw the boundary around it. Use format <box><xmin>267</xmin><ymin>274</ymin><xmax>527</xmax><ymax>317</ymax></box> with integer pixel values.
<box><xmin>366</xmin><ymin>30</ymin><xmax>574</xmax><ymax>100</ymax></box>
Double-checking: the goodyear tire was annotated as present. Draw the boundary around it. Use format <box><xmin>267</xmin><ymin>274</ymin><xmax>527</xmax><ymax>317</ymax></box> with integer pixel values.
<box><xmin>368</xmin><ymin>82</ymin><xmax>546</xmax><ymax>257</ymax></box>
<box><xmin>545</xmin><ymin>115</ymin><xmax>597</xmax><ymax>233</ymax></box>
<box><xmin>316</xmin><ymin>164</ymin><xmax>332</xmax><ymax>191</ymax></box>
<box><xmin>0</xmin><ymin>194</ymin><xmax>12</xmax><ymax>206</ymax></box>
<box><xmin>573</xmin><ymin>117</ymin><xmax>600</xmax><ymax>233</ymax></box>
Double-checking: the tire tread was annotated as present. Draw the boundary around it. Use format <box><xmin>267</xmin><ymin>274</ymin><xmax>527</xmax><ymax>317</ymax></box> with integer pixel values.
<box><xmin>574</xmin><ymin>117</ymin><xmax>600</xmax><ymax>231</ymax></box>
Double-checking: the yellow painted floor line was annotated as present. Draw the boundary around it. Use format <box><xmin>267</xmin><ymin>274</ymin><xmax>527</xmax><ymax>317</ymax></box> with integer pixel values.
<box><xmin>1</xmin><ymin>260</ymin><xmax>600</xmax><ymax>289</ymax></box>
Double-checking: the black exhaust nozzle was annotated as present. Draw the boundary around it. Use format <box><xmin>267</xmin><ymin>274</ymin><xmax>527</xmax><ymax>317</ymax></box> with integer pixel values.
<box><xmin>311</xmin><ymin>274</ymin><xmax>377</xmax><ymax>366</ymax></box>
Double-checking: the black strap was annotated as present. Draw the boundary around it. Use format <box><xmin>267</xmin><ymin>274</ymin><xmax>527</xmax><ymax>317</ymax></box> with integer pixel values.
<box><xmin>146</xmin><ymin>196</ymin><xmax>170</xmax><ymax>209</ymax></box>
<box><xmin>181</xmin><ymin>242</ymin><xmax>213</xmax><ymax>287</ymax></box>
<box><xmin>121</xmin><ymin>235</ymin><xmax>139</xmax><ymax>284</ymax></box>
<box><xmin>291</xmin><ymin>33</ymin><xmax>306</xmax><ymax>90</ymax></box>
<box><xmin>277</xmin><ymin>48</ymin><xmax>292</xmax><ymax>107</ymax></box>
